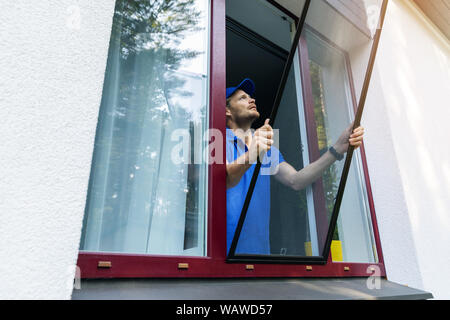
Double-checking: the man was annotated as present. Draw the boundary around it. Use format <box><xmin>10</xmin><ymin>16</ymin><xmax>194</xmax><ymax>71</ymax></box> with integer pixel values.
<box><xmin>225</xmin><ymin>78</ymin><xmax>364</xmax><ymax>255</ymax></box>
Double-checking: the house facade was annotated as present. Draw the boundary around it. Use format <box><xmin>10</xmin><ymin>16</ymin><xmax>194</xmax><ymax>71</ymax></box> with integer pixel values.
<box><xmin>0</xmin><ymin>0</ymin><xmax>449</xmax><ymax>299</ymax></box>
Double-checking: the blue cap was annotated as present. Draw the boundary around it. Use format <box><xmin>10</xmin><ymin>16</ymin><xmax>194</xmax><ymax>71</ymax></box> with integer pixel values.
<box><xmin>226</xmin><ymin>78</ymin><xmax>255</xmax><ymax>99</ymax></box>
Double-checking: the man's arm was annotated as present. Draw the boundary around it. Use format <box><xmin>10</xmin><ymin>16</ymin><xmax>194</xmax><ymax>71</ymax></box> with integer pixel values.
<box><xmin>274</xmin><ymin>152</ymin><xmax>337</xmax><ymax>191</ymax></box>
<box><xmin>226</xmin><ymin>156</ymin><xmax>252</xmax><ymax>189</ymax></box>
<box><xmin>274</xmin><ymin>124</ymin><xmax>364</xmax><ymax>191</ymax></box>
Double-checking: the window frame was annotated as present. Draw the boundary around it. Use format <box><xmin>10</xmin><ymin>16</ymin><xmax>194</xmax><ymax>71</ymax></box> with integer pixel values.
<box><xmin>77</xmin><ymin>0</ymin><xmax>386</xmax><ymax>279</ymax></box>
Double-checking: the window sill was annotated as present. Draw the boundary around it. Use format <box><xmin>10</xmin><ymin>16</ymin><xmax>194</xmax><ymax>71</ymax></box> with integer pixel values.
<box><xmin>71</xmin><ymin>277</ymin><xmax>432</xmax><ymax>300</ymax></box>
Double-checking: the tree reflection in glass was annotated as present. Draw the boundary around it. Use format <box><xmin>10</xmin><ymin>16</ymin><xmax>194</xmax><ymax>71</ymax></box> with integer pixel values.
<box><xmin>80</xmin><ymin>0</ymin><xmax>209</xmax><ymax>256</ymax></box>
<box><xmin>309</xmin><ymin>60</ymin><xmax>339</xmax><ymax>240</ymax></box>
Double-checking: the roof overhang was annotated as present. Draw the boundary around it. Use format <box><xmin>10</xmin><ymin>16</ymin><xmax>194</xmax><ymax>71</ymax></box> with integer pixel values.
<box><xmin>413</xmin><ymin>0</ymin><xmax>450</xmax><ymax>40</ymax></box>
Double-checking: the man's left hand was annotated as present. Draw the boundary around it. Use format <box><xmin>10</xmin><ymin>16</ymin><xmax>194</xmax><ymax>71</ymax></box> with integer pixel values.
<box><xmin>334</xmin><ymin>123</ymin><xmax>365</xmax><ymax>154</ymax></box>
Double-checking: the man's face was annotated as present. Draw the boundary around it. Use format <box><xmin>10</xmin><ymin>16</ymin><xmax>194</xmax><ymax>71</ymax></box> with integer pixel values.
<box><xmin>226</xmin><ymin>89</ymin><xmax>259</xmax><ymax>125</ymax></box>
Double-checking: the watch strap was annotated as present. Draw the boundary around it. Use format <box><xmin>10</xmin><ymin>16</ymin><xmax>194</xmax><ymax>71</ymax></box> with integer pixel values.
<box><xmin>329</xmin><ymin>146</ymin><xmax>344</xmax><ymax>161</ymax></box>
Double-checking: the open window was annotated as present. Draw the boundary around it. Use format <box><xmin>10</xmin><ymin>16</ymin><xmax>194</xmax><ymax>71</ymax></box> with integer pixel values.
<box><xmin>77</xmin><ymin>0</ymin><xmax>387</xmax><ymax>279</ymax></box>
<box><xmin>226</xmin><ymin>0</ymin><xmax>385</xmax><ymax>264</ymax></box>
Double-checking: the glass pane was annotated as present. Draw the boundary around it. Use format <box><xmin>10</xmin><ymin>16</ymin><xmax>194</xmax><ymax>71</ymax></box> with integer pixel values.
<box><xmin>79</xmin><ymin>0</ymin><xmax>210</xmax><ymax>256</ymax></box>
<box><xmin>305</xmin><ymin>28</ymin><xmax>378</xmax><ymax>263</ymax></box>
<box><xmin>229</xmin><ymin>0</ymin><xmax>383</xmax><ymax>259</ymax></box>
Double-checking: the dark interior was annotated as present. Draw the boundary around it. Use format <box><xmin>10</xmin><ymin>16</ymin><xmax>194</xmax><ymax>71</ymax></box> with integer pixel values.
<box><xmin>226</xmin><ymin>17</ymin><xmax>287</xmax><ymax>129</ymax></box>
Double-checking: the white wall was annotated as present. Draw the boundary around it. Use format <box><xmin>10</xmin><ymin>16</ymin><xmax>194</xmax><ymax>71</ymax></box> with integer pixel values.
<box><xmin>0</xmin><ymin>0</ymin><xmax>115</xmax><ymax>299</ymax></box>
<box><xmin>362</xmin><ymin>0</ymin><xmax>450</xmax><ymax>299</ymax></box>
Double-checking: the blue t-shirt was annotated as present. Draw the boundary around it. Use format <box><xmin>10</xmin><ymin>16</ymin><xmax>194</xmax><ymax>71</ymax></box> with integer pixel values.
<box><xmin>226</xmin><ymin>129</ymin><xmax>285</xmax><ymax>255</ymax></box>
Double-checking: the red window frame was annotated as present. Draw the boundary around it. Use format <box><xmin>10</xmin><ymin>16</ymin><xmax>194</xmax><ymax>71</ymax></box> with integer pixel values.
<box><xmin>76</xmin><ymin>0</ymin><xmax>386</xmax><ymax>279</ymax></box>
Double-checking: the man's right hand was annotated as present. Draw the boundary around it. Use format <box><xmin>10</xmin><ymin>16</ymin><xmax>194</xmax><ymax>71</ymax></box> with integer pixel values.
<box><xmin>246</xmin><ymin>119</ymin><xmax>274</xmax><ymax>163</ymax></box>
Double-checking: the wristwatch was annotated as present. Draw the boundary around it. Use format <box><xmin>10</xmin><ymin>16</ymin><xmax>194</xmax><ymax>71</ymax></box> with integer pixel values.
<box><xmin>329</xmin><ymin>146</ymin><xmax>344</xmax><ymax>161</ymax></box>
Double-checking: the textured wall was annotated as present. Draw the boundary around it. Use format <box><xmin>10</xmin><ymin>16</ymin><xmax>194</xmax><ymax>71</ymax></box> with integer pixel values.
<box><xmin>362</xmin><ymin>0</ymin><xmax>450</xmax><ymax>299</ymax></box>
<box><xmin>0</xmin><ymin>0</ymin><xmax>115</xmax><ymax>299</ymax></box>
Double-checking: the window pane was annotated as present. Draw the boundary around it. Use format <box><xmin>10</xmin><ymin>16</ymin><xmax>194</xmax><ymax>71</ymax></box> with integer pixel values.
<box><xmin>228</xmin><ymin>0</ymin><xmax>383</xmax><ymax>260</ymax></box>
<box><xmin>80</xmin><ymin>0</ymin><xmax>209</xmax><ymax>256</ymax></box>
<box><xmin>305</xmin><ymin>28</ymin><xmax>378</xmax><ymax>263</ymax></box>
